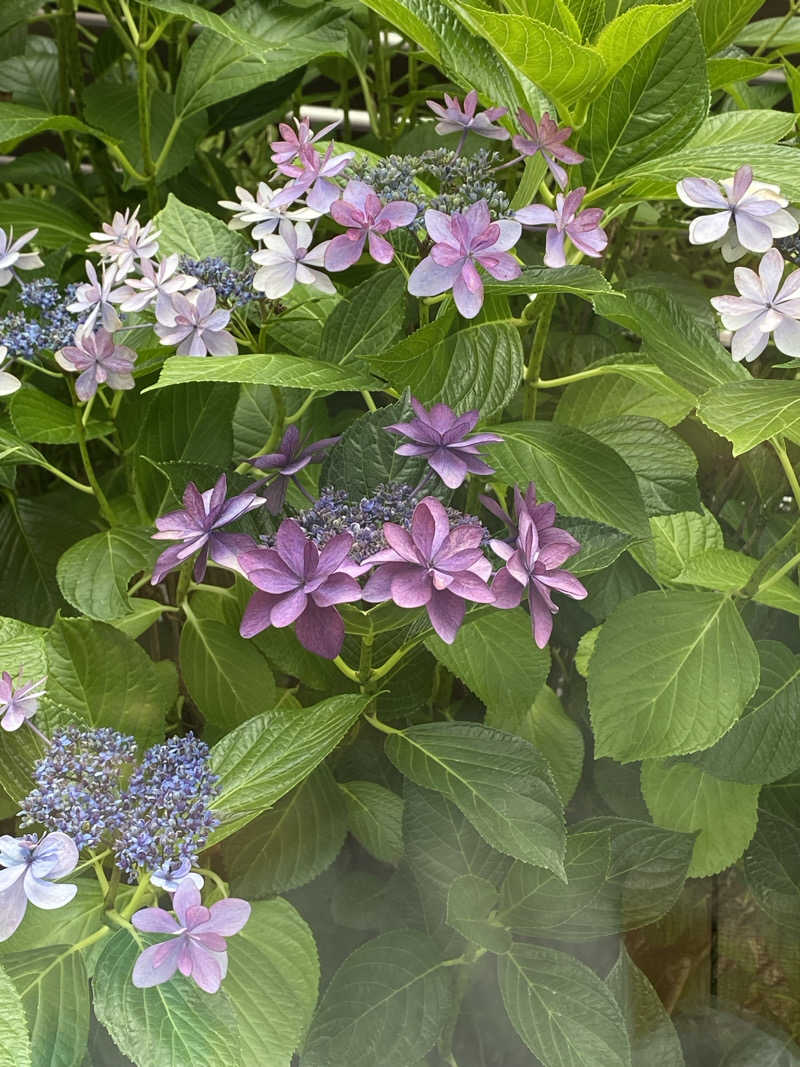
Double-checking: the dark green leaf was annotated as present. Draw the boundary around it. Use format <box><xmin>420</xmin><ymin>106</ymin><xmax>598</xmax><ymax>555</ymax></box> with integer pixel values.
<box><xmin>446</xmin><ymin>874</ymin><xmax>511</xmax><ymax>954</ymax></box>
<box><xmin>319</xmin><ymin>270</ymin><xmax>406</xmax><ymax>366</ymax></box>
<box><xmin>606</xmin><ymin>947</ymin><xmax>685</xmax><ymax>1067</ymax></box>
<box><xmin>340</xmin><ymin>780</ymin><xmax>404</xmax><ymax>865</ymax></box>
<box><xmin>147</xmin><ymin>352</ymin><xmax>381</xmax><ymax>393</ymax></box>
<box><xmin>743</xmin><ymin>807</ymin><xmax>800</xmax><ymax>935</ymax></box>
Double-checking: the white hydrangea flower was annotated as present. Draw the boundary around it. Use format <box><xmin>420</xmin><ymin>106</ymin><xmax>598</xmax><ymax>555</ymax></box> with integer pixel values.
<box><xmin>219</xmin><ymin>183</ymin><xmax>319</xmax><ymax>241</ymax></box>
<box><xmin>0</xmin><ymin>345</ymin><xmax>21</xmax><ymax>396</ymax></box>
<box><xmin>0</xmin><ymin>227</ymin><xmax>43</xmax><ymax>286</ymax></box>
<box><xmin>710</xmin><ymin>248</ymin><xmax>800</xmax><ymax>362</ymax></box>
<box><xmin>251</xmin><ymin>220</ymin><xmax>334</xmax><ymax>298</ymax></box>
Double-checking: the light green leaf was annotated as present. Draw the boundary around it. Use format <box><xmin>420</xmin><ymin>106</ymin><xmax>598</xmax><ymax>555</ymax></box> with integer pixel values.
<box><xmin>554</xmin><ymin>357</ymin><xmax>694</xmax><ymax>429</ymax></box>
<box><xmin>706</xmin><ymin>57</ymin><xmax>773</xmax><ymax>91</ymax></box>
<box><xmin>501</xmin><ymin>0</ymin><xmax>581</xmax><ymax>39</ymax></box>
<box><xmin>641</xmin><ymin>760</ymin><xmax>759</xmax><ymax>877</ymax></box>
<box><xmin>385</xmin><ymin>721</ymin><xmax>566</xmax><ymax>877</ymax></box>
<box><xmin>225</xmin><ymin>898</ymin><xmax>319</xmax><ymax>1067</ymax></box>
<box><xmin>3</xmin><ymin>945</ymin><xmax>89</xmax><ymax>1067</ymax></box>
<box><xmin>690</xmin><ymin>642</ymin><xmax>800</xmax><ymax>785</ymax></box>
<box><xmin>694</xmin><ymin>0</ymin><xmax>765</xmax><ymax>53</ymax></box>
<box><xmin>147</xmin><ymin>351</ymin><xmax>381</xmax><ymax>393</ymax></box>
<box><xmin>93</xmin><ymin>929</ymin><xmax>240</xmax><ymax>1067</ymax></box>
<box><xmin>446</xmin><ymin>874</ymin><xmax>512</xmax><ymax>954</ymax></box>
<box><xmin>340</xmin><ymin>780</ymin><xmax>404</xmax><ymax>865</ymax></box>
<box><xmin>153</xmin><ymin>192</ymin><xmax>250</xmax><ymax>267</ymax></box>
<box><xmin>301</xmin><ymin>929</ymin><xmax>451</xmax><ymax>1067</ymax></box>
<box><xmin>0</xmin><ymin>619</ymin><xmax>46</xmax><ymax>800</ymax></box>
<box><xmin>676</xmin><ymin>548</ymin><xmax>800</xmax><ymax>617</ymax></box>
<box><xmin>594</xmin><ymin>2</ymin><xmax>692</xmax><ymax>83</ymax></box>
<box><xmin>318</xmin><ymin>269</ymin><xmax>406</xmax><ymax>366</ymax></box>
<box><xmin>0</xmin><ymin>961</ymin><xmax>31</xmax><ymax>1067</ymax></box>
<box><xmin>9</xmin><ymin>388</ymin><xmax>113</xmax><ymax>446</ymax></box>
<box><xmin>210</xmin><ymin>693</ymin><xmax>372</xmax><ymax>841</ymax></box>
<box><xmin>736</xmin><ymin>15</ymin><xmax>800</xmax><ymax>49</ymax></box>
<box><xmin>575</xmin><ymin>626</ymin><xmax>600</xmax><ymax>677</ymax></box>
<box><xmin>425</xmin><ymin>609</ymin><xmax>550</xmax><ymax>720</ymax></box>
<box><xmin>697</xmin><ymin>380</ymin><xmax>800</xmax><ymax>456</ymax></box>
<box><xmin>484</xmin><ymin>265</ymin><xmax>613</xmax><ymax>298</ymax></box>
<box><xmin>606</xmin><ymin>947</ymin><xmax>685</xmax><ymax>1067</ymax></box>
<box><xmin>56</xmin><ymin>527</ymin><xmax>159</xmax><ymax>621</ymax></box>
<box><xmin>743</xmin><ymin>807</ymin><xmax>800</xmax><ymax>934</ymax></box>
<box><xmin>685</xmin><ymin>109</ymin><xmax>796</xmax><ymax>148</ymax></box>
<box><xmin>487</xmin><ymin>421</ymin><xmax>650</xmax><ymax>538</ymax></box>
<box><xmin>648</xmin><ymin>508</ymin><xmax>723</xmax><ymax>582</ymax></box>
<box><xmin>588</xmin><ymin>590</ymin><xmax>759</xmax><ymax>762</ymax></box>
<box><xmin>498</xmin><ymin>943</ymin><xmax>631</xmax><ymax>1067</ymax></box>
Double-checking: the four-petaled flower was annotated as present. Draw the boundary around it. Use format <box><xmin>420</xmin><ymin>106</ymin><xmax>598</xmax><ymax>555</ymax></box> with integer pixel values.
<box><xmin>150</xmin><ymin>858</ymin><xmax>204</xmax><ymax>894</ymax></box>
<box><xmin>0</xmin><ymin>832</ymin><xmax>78</xmax><ymax>942</ymax></box>
<box><xmin>132</xmin><ymin>878</ymin><xmax>250</xmax><ymax>994</ymax></box>
<box><xmin>151</xmin><ymin>474</ymin><xmax>265</xmax><ymax>584</ymax></box>
<box><xmin>67</xmin><ymin>260</ymin><xmax>125</xmax><ymax>331</ymax></box>
<box><xmin>88</xmin><ymin>207</ymin><xmax>160</xmax><ymax>274</ymax></box>
<box><xmin>0</xmin><ymin>345</ymin><xmax>21</xmax><ymax>396</ymax></box>
<box><xmin>408</xmin><ymin>200</ymin><xmax>521</xmax><ymax>319</ymax></box>
<box><xmin>273</xmin><ymin>143</ymin><xmax>355</xmax><ymax>213</ymax></box>
<box><xmin>386</xmin><ymin>398</ymin><xmax>501</xmax><ymax>489</ymax></box>
<box><xmin>247</xmin><ymin>425</ymin><xmax>341</xmax><ymax>513</ymax></box>
<box><xmin>326</xmin><ymin>181</ymin><xmax>417</xmax><ymax>271</ymax></box>
<box><xmin>56</xmin><ymin>328</ymin><xmax>137</xmax><ymax>401</ymax></box>
<box><xmin>0</xmin><ymin>227</ymin><xmax>43</xmax><ymax>287</ymax></box>
<box><xmin>219</xmin><ymin>183</ymin><xmax>319</xmax><ymax>241</ymax></box>
<box><xmin>251</xmin><ymin>220</ymin><xmax>334</xmax><ymax>299</ymax></box>
<box><xmin>516</xmin><ymin>187</ymin><xmax>607</xmax><ymax>268</ymax></box>
<box><xmin>362</xmin><ymin>496</ymin><xmax>494</xmax><ymax>643</ymax></box>
<box><xmin>117</xmin><ymin>254</ymin><xmax>197</xmax><ymax>318</ymax></box>
<box><xmin>427</xmin><ymin>91</ymin><xmax>509</xmax><ymax>142</ymax></box>
<box><xmin>512</xmin><ymin>110</ymin><xmax>584</xmax><ymax>191</ymax></box>
<box><xmin>270</xmin><ymin>115</ymin><xmax>340</xmax><ymax>165</ymax></box>
<box><xmin>155</xmin><ymin>286</ymin><xmax>237</xmax><ymax>357</ymax></box>
<box><xmin>491</xmin><ymin>499</ymin><xmax>586</xmax><ymax>648</ymax></box>
<box><xmin>710</xmin><ymin>248</ymin><xmax>800</xmax><ymax>363</ymax></box>
<box><xmin>239</xmin><ymin>521</ymin><xmax>362</xmax><ymax>659</ymax></box>
<box><xmin>676</xmin><ymin>165</ymin><xmax>797</xmax><ymax>262</ymax></box>
<box><xmin>0</xmin><ymin>669</ymin><xmax>45</xmax><ymax>732</ymax></box>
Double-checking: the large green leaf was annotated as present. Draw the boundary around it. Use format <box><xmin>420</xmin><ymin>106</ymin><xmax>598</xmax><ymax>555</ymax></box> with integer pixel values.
<box><xmin>93</xmin><ymin>929</ymin><xmax>240</xmax><ymax>1067</ymax></box>
<box><xmin>147</xmin><ymin>352</ymin><xmax>380</xmax><ymax>393</ymax></box>
<box><xmin>225</xmin><ymin>898</ymin><xmax>319</xmax><ymax>1067</ymax></box>
<box><xmin>498</xmin><ymin>817</ymin><xmax>693</xmax><ymax>940</ymax></box>
<box><xmin>56</xmin><ymin>527</ymin><xmax>160</xmax><ymax>621</ymax></box>
<box><xmin>606</xmin><ymin>948</ymin><xmax>685</xmax><ymax>1067</ymax></box>
<box><xmin>588</xmin><ymin>591</ymin><xmax>759</xmax><ymax>762</ymax></box>
<box><xmin>483</xmin><ymin>264</ymin><xmax>613</xmax><ymax>298</ymax></box>
<box><xmin>425</xmin><ymin>609</ymin><xmax>550</xmax><ymax>719</ymax></box>
<box><xmin>486</xmin><ymin>421</ymin><xmax>650</xmax><ymax>538</ymax></box>
<box><xmin>301</xmin><ymin>930</ymin><xmax>451</xmax><ymax>1067</ymax></box>
<box><xmin>318</xmin><ymin>270</ymin><xmax>406</xmax><ymax>366</ymax></box>
<box><xmin>153</xmin><ymin>192</ymin><xmax>250</xmax><ymax>267</ymax></box>
<box><xmin>0</xmin><ymin>960</ymin><xmax>31</xmax><ymax>1067</ymax></box>
<box><xmin>3</xmin><ymin>945</ymin><xmax>89</xmax><ymax>1067</ymax></box>
<box><xmin>340</xmin><ymin>780</ymin><xmax>404</xmax><ymax>865</ymax></box>
<box><xmin>648</xmin><ymin>508</ymin><xmax>723</xmax><ymax>582</ymax></box>
<box><xmin>554</xmin><ymin>357</ymin><xmax>694</xmax><ymax>430</ymax></box>
<box><xmin>684</xmin><ymin>109</ymin><xmax>797</xmax><ymax>149</ymax></box>
<box><xmin>697</xmin><ymin>380</ymin><xmax>800</xmax><ymax>456</ymax></box>
<box><xmin>9</xmin><ymin>388</ymin><xmax>113</xmax><ymax>446</ymax></box>
<box><xmin>561</xmin><ymin>516</ymin><xmax>633</xmax><ymax>578</ymax></box>
<box><xmin>676</xmin><ymin>548</ymin><xmax>800</xmax><ymax>617</ymax></box>
<box><xmin>0</xmin><ymin>101</ymin><xmax>108</xmax><ymax>154</ymax></box>
<box><xmin>0</xmin><ymin>197</ymin><xmax>91</xmax><ymax>253</ymax></box>
<box><xmin>209</xmin><ymin>693</ymin><xmax>372</xmax><ymax>840</ymax></box>
<box><xmin>693</xmin><ymin>0</ymin><xmax>769</xmax><ymax>54</ymax></box>
<box><xmin>593</xmin><ymin>2</ymin><xmax>693</xmax><ymax>83</ymax></box>
<box><xmin>690</xmin><ymin>642</ymin><xmax>800</xmax><ymax>785</ymax></box>
<box><xmin>386</xmin><ymin>721</ymin><xmax>566</xmax><ymax>877</ymax></box>
<box><xmin>498</xmin><ymin>943</ymin><xmax>631</xmax><ymax>1067</ymax></box>
<box><xmin>226</xmin><ymin>766</ymin><xmax>347</xmax><ymax>897</ymax></box>
<box><xmin>743</xmin><ymin>807</ymin><xmax>800</xmax><ymax>934</ymax></box>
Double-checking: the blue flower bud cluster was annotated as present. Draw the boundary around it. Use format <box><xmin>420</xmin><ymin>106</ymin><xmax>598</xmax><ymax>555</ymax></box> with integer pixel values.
<box><xmin>0</xmin><ymin>278</ymin><xmax>82</xmax><ymax>360</ymax></box>
<box><xmin>178</xmin><ymin>256</ymin><xmax>258</xmax><ymax>307</ymax></box>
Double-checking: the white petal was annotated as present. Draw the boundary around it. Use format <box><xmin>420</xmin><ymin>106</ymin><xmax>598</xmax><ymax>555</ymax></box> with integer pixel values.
<box><xmin>688</xmin><ymin>211</ymin><xmax>731</xmax><ymax>245</ymax></box>
<box><xmin>773</xmin><ymin>314</ymin><xmax>800</xmax><ymax>356</ymax></box>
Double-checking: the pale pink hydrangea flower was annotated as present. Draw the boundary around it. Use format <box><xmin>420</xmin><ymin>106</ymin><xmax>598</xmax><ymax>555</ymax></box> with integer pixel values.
<box><xmin>710</xmin><ymin>248</ymin><xmax>800</xmax><ymax>362</ymax></box>
<box><xmin>154</xmin><ymin>287</ymin><xmax>237</xmax><ymax>357</ymax></box>
<box><xmin>251</xmin><ymin>220</ymin><xmax>334</xmax><ymax>299</ymax></box>
<box><xmin>515</xmin><ymin>187</ymin><xmax>607</xmax><ymax>268</ymax></box>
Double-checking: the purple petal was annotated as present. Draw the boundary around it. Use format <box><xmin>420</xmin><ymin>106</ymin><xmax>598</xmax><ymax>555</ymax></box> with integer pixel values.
<box><xmin>275</xmin><ymin>519</ymin><xmax>310</xmax><ymax>575</ymax></box>
<box><xmin>426</xmin><ymin>589</ymin><xmax>466</xmax><ymax>643</ymax></box>
<box><xmin>391</xmin><ymin>569</ymin><xmax>432</xmax><ymax>608</ymax></box>
<box><xmin>132</xmin><ymin>907</ymin><xmax>182</xmax><ymax>934</ymax></box>
<box><xmin>492</xmin><ymin>567</ymin><xmax>525</xmax><ymax>609</ymax></box>
<box><xmin>312</xmin><ymin>572</ymin><xmax>361</xmax><ymax>607</ymax></box>
<box><xmin>408</xmin><ymin>256</ymin><xmax>461</xmax><ymax>297</ymax></box>
<box><xmin>294</xmin><ymin>602</ymin><xmax>345</xmax><ymax>659</ymax></box>
<box><xmin>325</xmin><ymin>232</ymin><xmax>367</xmax><ymax>272</ymax></box>
<box><xmin>270</xmin><ymin>589</ymin><xmax>308</xmax><ymax>627</ymax></box>
<box><xmin>132</xmin><ymin>940</ymin><xmax>182</xmax><ymax>988</ymax></box>
<box><xmin>199</xmin><ymin>898</ymin><xmax>251</xmax><ymax>936</ymax></box>
<box><xmin>0</xmin><ymin>879</ymin><xmax>28</xmax><ymax>941</ymax></box>
<box><xmin>361</xmin><ymin>563</ymin><xmax>409</xmax><ymax>603</ymax></box>
<box><xmin>31</xmin><ymin>833</ymin><xmax>78</xmax><ymax>879</ymax></box>
<box><xmin>240</xmin><ymin>591</ymin><xmax>279</xmax><ymax>637</ymax></box>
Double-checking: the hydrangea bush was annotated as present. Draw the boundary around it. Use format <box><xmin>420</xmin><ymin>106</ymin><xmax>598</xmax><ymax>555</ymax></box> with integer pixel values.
<box><xmin>0</xmin><ymin>1</ymin><xmax>800</xmax><ymax>1065</ymax></box>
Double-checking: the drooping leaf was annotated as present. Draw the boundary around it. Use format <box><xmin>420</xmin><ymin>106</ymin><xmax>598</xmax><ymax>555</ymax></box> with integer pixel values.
<box><xmin>606</xmin><ymin>947</ymin><xmax>685</xmax><ymax>1067</ymax></box>
<box><xmin>340</xmin><ymin>780</ymin><xmax>404</xmax><ymax>865</ymax></box>
<box><xmin>697</xmin><ymin>380</ymin><xmax>800</xmax><ymax>456</ymax></box>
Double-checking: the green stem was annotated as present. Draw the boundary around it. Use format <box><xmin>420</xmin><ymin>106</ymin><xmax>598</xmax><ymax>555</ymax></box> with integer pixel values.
<box><xmin>369</xmin><ymin>11</ymin><xmax>392</xmax><ymax>143</ymax></box>
<box><xmin>72</xmin><ymin>850</ymin><xmax>111</xmax><ymax>877</ymax></box>
<box><xmin>333</xmin><ymin>655</ymin><xmax>360</xmax><ymax>683</ymax></box>
<box><xmin>358</xmin><ymin>633</ymin><xmax>374</xmax><ymax>685</ymax></box>
<box><xmin>364</xmin><ymin>711</ymin><xmax>403</xmax><ymax>735</ymax></box>
<box><xmin>69</xmin><ymin>381</ymin><xmax>116</xmax><ymax>523</ymax></box>
<box><xmin>120</xmin><ymin>874</ymin><xmax>152</xmax><ymax>920</ymax></box>
<box><xmin>361</xmin><ymin>389</ymin><xmax>377</xmax><ymax>413</ymax></box>
<box><xmin>758</xmin><ymin>547</ymin><xmax>800</xmax><ymax>593</ymax></box>
<box><xmin>136</xmin><ymin>31</ymin><xmax>159</xmax><ymax>214</ymax></box>
<box><xmin>754</xmin><ymin>0</ymin><xmax>799</xmax><ymax>56</ymax></box>
<box><xmin>104</xmin><ymin>865</ymin><xmax>121</xmax><ymax>910</ymax></box>
<box><xmin>371</xmin><ymin>641</ymin><xmax>418</xmax><ymax>682</ymax></box>
<box><xmin>536</xmin><ymin>365</ymin><xmax>622</xmax><ymax>389</ymax></box>
<box><xmin>194</xmin><ymin>867</ymin><xmax>230</xmax><ymax>897</ymax></box>
<box><xmin>286</xmin><ymin>391</ymin><xmax>318</xmax><ymax>424</ymax></box>
<box><xmin>740</xmin><ymin>514</ymin><xmax>800</xmax><ymax>599</ymax></box>
<box><xmin>522</xmin><ymin>294</ymin><xmax>556</xmax><ymax>419</ymax></box>
<box><xmin>773</xmin><ymin>438</ymin><xmax>800</xmax><ymax>511</ymax></box>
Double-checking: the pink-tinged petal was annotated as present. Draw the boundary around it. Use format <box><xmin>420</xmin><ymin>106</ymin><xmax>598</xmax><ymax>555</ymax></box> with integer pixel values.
<box><xmin>492</xmin><ymin>567</ymin><xmax>525</xmax><ymax>609</ymax></box>
<box><xmin>452</xmin><ymin>270</ymin><xmax>484</xmax><ymax>319</ymax></box>
<box><xmin>31</xmin><ymin>833</ymin><xmax>78</xmax><ymax>879</ymax></box>
<box><xmin>535</xmin><ymin>568</ymin><xmax>587</xmax><ymax>600</ymax></box>
<box><xmin>325</xmin><ymin>232</ymin><xmax>366</xmax><ymax>272</ymax></box>
<box><xmin>773</xmin><ymin>315</ymin><xmax>800</xmax><ymax>356</ymax></box>
<box><xmin>192</xmin><ymin>931</ymin><xmax>227</xmax><ymax>953</ymax></box>
<box><xmin>731</xmin><ymin>165</ymin><xmax>753</xmax><ymax>203</ymax></box>
<box><xmin>759</xmin><ymin>248</ymin><xmax>786</xmax><ymax>301</ymax></box>
<box><xmin>430</xmin><ymin>242</ymin><xmax>464</xmax><ymax>267</ymax></box>
<box><xmin>132</xmin><ymin>907</ymin><xmax>182</xmax><ymax>934</ymax></box>
<box><xmin>735</xmin><ymin>212</ymin><xmax>775</xmax><ymax>254</ymax></box>
<box><xmin>489</xmin><ymin>538</ymin><xmax>515</xmax><ymax>561</ymax></box>
<box><xmin>490</xmin><ymin>218</ymin><xmax>522</xmax><ymax>252</ymax></box>
<box><xmin>426</xmin><ymin>589</ymin><xmax>466</xmax><ymax>644</ymax></box>
<box><xmin>200</xmin><ymin>897</ymin><xmax>251</xmax><ymax>936</ymax></box>
<box><xmin>478</xmin><ymin>250</ymin><xmax>520</xmax><ymax>281</ymax></box>
<box><xmin>368</xmin><ymin>231</ymin><xmax>395</xmax><ymax>264</ymax></box>
<box><xmin>340</xmin><ymin>179</ymin><xmax>373</xmax><ymax>215</ymax></box>
<box><xmin>529</xmin><ymin>586</ymin><xmax>555</xmax><ymax>649</ymax></box>
<box><xmin>186</xmin><ymin>944</ymin><xmax>226</xmax><ymax>993</ymax></box>
<box><xmin>270</xmin><ymin>588</ymin><xmax>308</xmax><ymax>627</ymax></box>
<box><xmin>543</xmin><ymin>229</ymin><xmax>567</xmax><ymax>269</ymax></box>
<box><xmin>313</xmin><ymin>572</ymin><xmax>361</xmax><ymax>607</ymax></box>
<box><xmin>275</xmin><ymin>519</ymin><xmax>310</xmax><ymax>575</ymax></box>
<box><xmin>330</xmin><ymin>200</ymin><xmax>365</xmax><ymax>229</ymax></box>
<box><xmin>132</xmin><ymin>940</ymin><xmax>183</xmax><ymax>988</ymax></box>
<box><xmin>545</xmin><ymin>155</ymin><xmax>569</xmax><ymax>190</ymax></box>
<box><xmin>408</xmin><ymin>255</ymin><xmax>462</xmax><ymax>298</ymax></box>
<box><xmin>446</xmin><ymin>571</ymin><xmax>494</xmax><ymax>603</ymax></box>
<box><xmin>361</xmin><ymin>563</ymin><xmax>409</xmax><ymax>602</ymax></box>
<box><xmin>427</xmin><ymin>448</ymin><xmax>468</xmax><ymax>489</ymax></box>
<box><xmin>294</xmin><ymin>602</ymin><xmax>345</xmax><ymax>659</ymax></box>
<box><xmin>688</xmin><ymin>211</ymin><xmax>732</xmax><ymax>245</ymax></box>
<box><xmin>173</xmin><ymin>879</ymin><xmax>202</xmax><ymax>927</ymax></box>
<box><xmin>239</xmin><ymin>591</ymin><xmax>278</xmax><ymax>637</ymax></box>
<box><xmin>515</xmin><ymin>203</ymin><xmax>556</xmax><ymax>227</ymax></box>
<box><xmin>676</xmin><ymin>177</ymin><xmax>727</xmax><ymax>209</ymax></box>
<box><xmin>391</xmin><ymin>569</ymin><xmax>432</xmax><ymax>608</ymax></box>
<box><xmin>382</xmin><ymin>523</ymin><xmax>421</xmax><ymax>563</ymax></box>
<box><xmin>414</xmin><ymin>496</ymin><xmax>451</xmax><ymax>558</ymax></box>
<box><xmin>378</xmin><ymin>200</ymin><xmax>417</xmax><ymax>228</ymax></box>
<box><xmin>424</xmin><ymin>210</ymin><xmax>456</xmax><ymax>245</ymax></box>
<box><xmin>317</xmin><ymin>533</ymin><xmax>355</xmax><ymax>575</ymax></box>
<box><xmin>0</xmin><ymin>879</ymin><xmax>28</xmax><ymax>941</ymax></box>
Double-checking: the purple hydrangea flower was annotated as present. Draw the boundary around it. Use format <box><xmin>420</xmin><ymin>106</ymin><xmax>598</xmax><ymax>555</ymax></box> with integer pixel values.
<box><xmin>151</xmin><ymin>474</ymin><xmax>265</xmax><ymax>584</ymax></box>
<box><xmin>386</xmin><ymin>398</ymin><xmax>502</xmax><ymax>489</ymax></box>
<box><xmin>251</xmin><ymin>220</ymin><xmax>334</xmax><ymax>299</ymax></box>
<box><xmin>88</xmin><ymin>206</ymin><xmax>160</xmax><ymax>275</ymax></box>
<box><xmin>515</xmin><ymin>187</ymin><xmax>607</xmax><ymax>268</ymax></box>
<box><xmin>270</xmin><ymin>115</ymin><xmax>340</xmax><ymax>165</ymax></box>
<box><xmin>0</xmin><ymin>227</ymin><xmax>43</xmax><ymax>287</ymax></box>
<box><xmin>511</xmin><ymin>110</ymin><xmax>584</xmax><ymax>191</ymax></box>
<box><xmin>480</xmin><ymin>482</ymin><xmax>558</xmax><ymax>540</ymax></box>
<box><xmin>361</xmin><ymin>495</ymin><xmax>494</xmax><ymax>643</ymax></box>
<box><xmin>676</xmin><ymin>165</ymin><xmax>798</xmax><ymax>262</ymax></box>
<box><xmin>408</xmin><ymin>200</ymin><xmax>521</xmax><ymax>319</ymax></box>
<box><xmin>273</xmin><ymin>143</ymin><xmax>355</xmax><ymax>213</ymax></box>
<box><xmin>426</xmin><ymin>91</ymin><xmax>509</xmax><ymax>143</ymax></box>
<box><xmin>67</xmin><ymin>260</ymin><xmax>125</xmax><ymax>332</ymax></box>
<box><xmin>326</xmin><ymin>181</ymin><xmax>418</xmax><ymax>271</ymax></box>
<box><xmin>151</xmin><ymin>859</ymin><xmax>204</xmax><ymax>894</ymax></box>
<box><xmin>0</xmin><ymin>832</ymin><xmax>79</xmax><ymax>941</ymax></box>
<box><xmin>132</xmin><ymin>878</ymin><xmax>250</xmax><ymax>994</ymax></box>
<box><xmin>56</xmin><ymin>328</ymin><xmax>137</xmax><ymax>401</ymax></box>
<box><xmin>710</xmin><ymin>248</ymin><xmax>800</xmax><ymax>362</ymax></box>
<box><xmin>154</xmin><ymin>286</ymin><xmax>238</xmax><ymax>357</ymax></box>
<box><xmin>0</xmin><ymin>669</ymin><xmax>45</xmax><ymax>732</ymax></box>
<box><xmin>239</xmin><ymin>521</ymin><xmax>362</xmax><ymax>659</ymax></box>
<box><xmin>491</xmin><ymin>501</ymin><xmax>586</xmax><ymax>648</ymax></box>
<box><xmin>117</xmin><ymin>254</ymin><xmax>197</xmax><ymax>317</ymax></box>
<box><xmin>247</xmin><ymin>424</ymin><xmax>341</xmax><ymax>513</ymax></box>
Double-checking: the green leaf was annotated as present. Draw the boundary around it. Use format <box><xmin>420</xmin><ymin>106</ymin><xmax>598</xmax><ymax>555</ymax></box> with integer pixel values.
<box><xmin>301</xmin><ymin>929</ymin><xmax>452</xmax><ymax>1067</ymax></box>
<box><xmin>0</xmin><ymin>960</ymin><xmax>32</xmax><ymax>1067</ymax></box>
<box><xmin>676</xmin><ymin>548</ymin><xmax>800</xmax><ymax>617</ymax></box>
<box><xmin>340</xmin><ymin>780</ymin><xmax>404</xmax><ymax>865</ymax></box>
<box><xmin>147</xmin><ymin>351</ymin><xmax>381</xmax><ymax>393</ymax></box>
<box><xmin>641</xmin><ymin>760</ymin><xmax>759</xmax><ymax>877</ymax></box>
<box><xmin>588</xmin><ymin>591</ymin><xmax>759</xmax><ymax>762</ymax></box>
<box><xmin>385</xmin><ymin>722</ymin><xmax>566</xmax><ymax>877</ymax></box>
<box><xmin>153</xmin><ymin>193</ymin><xmax>250</xmax><ymax>268</ymax></box>
<box><xmin>685</xmin><ymin>108</ymin><xmax>796</xmax><ymax>148</ymax></box>
<box><xmin>498</xmin><ymin>943</ymin><xmax>631</xmax><ymax>1067</ymax></box>
<box><xmin>706</xmin><ymin>57</ymin><xmax>773</xmax><ymax>91</ymax></box>
<box><xmin>575</xmin><ymin>625</ymin><xmax>600</xmax><ymax>677</ymax></box>
<box><xmin>0</xmin><ymin>47</ymin><xmax>59</xmax><ymax>116</ymax></box>
<box><xmin>694</xmin><ymin>0</ymin><xmax>765</xmax><ymax>53</ymax></box>
<box><xmin>3</xmin><ymin>945</ymin><xmax>90</xmax><ymax>1067</ymax></box>
<box><xmin>606</xmin><ymin>947</ymin><xmax>685</xmax><ymax>1067</ymax></box>
<box><xmin>736</xmin><ymin>15</ymin><xmax>800</xmax><ymax>48</ymax></box>
<box><xmin>743</xmin><ymin>807</ymin><xmax>800</xmax><ymax>934</ymax></box>
<box><xmin>225</xmin><ymin>898</ymin><xmax>319</xmax><ymax>1067</ymax></box>
<box><xmin>554</xmin><ymin>358</ymin><xmax>694</xmax><ymax>429</ymax></box>
<box><xmin>0</xmin><ymin>101</ymin><xmax>109</xmax><ymax>154</ymax></box>
<box><xmin>560</xmin><ymin>516</ymin><xmax>634</xmax><ymax>577</ymax></box>
<box><xmin>210</xmin><ymin>693</ymin><xmax>372</xmax><ymax>841</ymax></box>
<box><xmin>226</xmin><ymin>765</ymin><xmax>347</xmax><ymax>897</ymax></box>
<box><xmin>93</xmin><ymin>929</ymin><xmax>240</xmax><ymax>1067</ymax></box>
<box><xmin>0</xmin><ymin>879</ymin><xmax>115</xmax><ymax>969</ymax></box>
<box><xmin>583</xmin><ymin>12</ymin><xmax>708</xmax><ymax>187</ymax></box>
<box><xmin>697</xmin><ymin>380</ymin><xmax>800</xmax><ymax>456</ymax></box>
<box><xmin>689</xmin><ymin>642</ymin><xmax>800</xmax><ymax>785</ymax></box>
<box><xmin>318</xmin><ymin>270</ymin><xmax>406</xmax><ymax>366</ymax></box>
<box><xmin>9</xmin><ymin>388</ymin><xmax>113</xmax><ymax>446</ymax></box>
<box><xmin>369</xmin><ymin>315</ymin><xmax>523</xmax><ymax>419</ymax></box>
<box><xmin>56</xmin><ymin>527</ymin><xmax>159</xmax><ymax>621</ymax></box>
<box><xmin>498</xmin><ymin>817</ymin><xmax>693</xmax><ymax>940</ymax></box>
<box><xmin>648</xmin><ymin>508</ymin><xmax>723</xmax><ymax>582</ymax></box>
<box><xmin>180</xmin><ymin>615</ymin><xmax>275</xmax><ymax>738</ymax></box>
<box><xmin>487</xmin><ymin>421</ymin><xmax>650</xmax><ymax>538</ymax></box>
<box><xmin>593</xmin><ymin>2</ymin><xmax>693</xmax><ymax>84</ymax></box>
<box><xmin>44</xmin><ymin>616</ymin><xmax>176</xmax><ymax>748</ymax></box>
<box><xmin>586</xmin><ymin>415</ymin><xmax>700</xmax><ymax>516</ymax></box>
<box><xmin>0</xmin><ymin>0</ymin><xmax>41</xmax><ymax>38</ymax></box>
<box><xmin>446</xmin><ymin>874</ymin><xmax>512</xmax><ymax>954</ymax></box>
<box><xmin>425</xmin><ymin>609</ymin><xmax>550</xmax><ymax>719</ymax></box>
<box><xmin>483</xmin><ymin>265</ymin><xmax>613</xmax><ymax>298</ymax></box>
<box><xmin>0</xmin><ymin>196</ymin><xmax>92</xmax><ymax>253</ymax></box>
